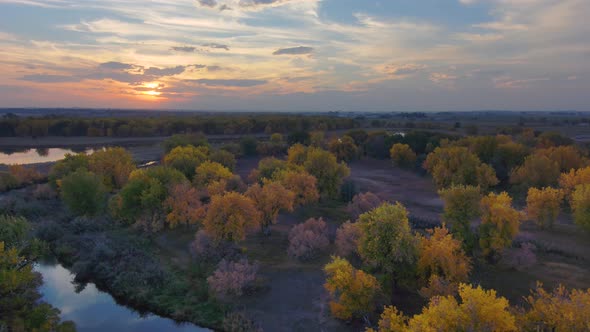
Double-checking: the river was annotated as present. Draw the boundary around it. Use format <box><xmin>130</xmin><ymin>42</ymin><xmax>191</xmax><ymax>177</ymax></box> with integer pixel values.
<box><xmin>36</xmin><ymin>263</ymin><xmax>209</xmax><ymax>332</ymax></box>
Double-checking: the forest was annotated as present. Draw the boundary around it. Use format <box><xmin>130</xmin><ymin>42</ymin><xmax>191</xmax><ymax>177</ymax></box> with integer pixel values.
<box><xmin>1</xmin><ymin>115</ymin><xmax>590</xmax><ymax>332</ymax></box>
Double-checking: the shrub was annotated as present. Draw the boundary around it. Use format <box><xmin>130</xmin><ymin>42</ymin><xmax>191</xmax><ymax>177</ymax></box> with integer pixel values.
<box><xmin>190</xmin><ymin>230</ymin><xmax>240</xmax><ymax>263</ymax></box>
<box><xmin>32</xmin><ymin>183</ymin><xmax>57</xmax><ymax>200</ymax></box>
<box><xmin>335</xmin><ymin>221</ymin><xmax>361</xmax><ymax>258</ymax></box>
<box><xmin>288</xmin><ymin>218</ymin><xmax>330</xmax><ymax>261</ymax></box>
<box><xmin>48</xmin><ymin>153</ymin><xmax>89</xmax><ymax>187</ymax></box>
<box><xmin>222</xmin><ymin>312</ymin><xmax>263</xmax><ymax>332</ymax></box>
<box><xmin>207</xmin><ymin>258</ymin><xmax>259</xmax><ymax>300</ymax></box>
<box><xmin>60</xmin><ymin>169</ymin><xmax>107</xmax><ymax>216</ymax></box>
<box><xmin>209</xmin><ymin>149</ymin><xmax>237</xmax><ymax>171</ymax></box>
<box><xmin>8</xmin><ymin>164</ymin><xmax>42</xmax><ymax>185</ymax></box>
<box><xmin>0</xmin><ymin>172</ymin><xmax>18</xmax><ymax>192</ymax></box>
<box><xmin>347</xmin><ymin>192</ymin><xmax>382</xmax><ymax>221</ymax></box>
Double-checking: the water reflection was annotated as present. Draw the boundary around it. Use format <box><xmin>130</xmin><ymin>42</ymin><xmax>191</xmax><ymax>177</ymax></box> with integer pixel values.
<box><xmin>36</xmin><ymin>263</ymin><xmax>208</xmax><ymax>332</ymax></box>
<box><xmin>0</xmin><ymin>148</ymin><xmax>95</xmax><ymax>165</ymax></box>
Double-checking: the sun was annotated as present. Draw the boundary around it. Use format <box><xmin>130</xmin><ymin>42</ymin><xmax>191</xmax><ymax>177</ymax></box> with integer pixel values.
<box><xmin>140</xmin><ymin>82</ymin><xmax>163</xmax><ymax>98</ymax></box>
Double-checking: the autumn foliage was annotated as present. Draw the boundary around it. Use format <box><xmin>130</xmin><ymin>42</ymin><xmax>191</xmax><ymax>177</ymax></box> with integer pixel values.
<box><xmin>207</xmin><ymin>258</ymin><xmax>259</xmax><ymax>300</ymax></box>
<box><xmin>203</xmin><ymin>192</ymin><xmax>261</xmax><ymax>243</ymax></box>
<box><xmin>164</xmin><ymin>183</ymin><xmax>206</xmax><ymax>228</ymax></box>
<box><xmin>273</xmin><ymin>170</ymin><xmax>320</xmax><ymax>206</ymax></box>
<box><xmin>246</xmin><ymin>181</ymin><xmax>295</xmax><ymax>233</ymax></box>
<box><xmin>335</xmin><ymin>221</ymin><xmax>362</xmax><ymax>258</ymax></box>
<box><xmin>323</xmin><ymin>256</ymin><xmax>381</xmax><ymax>320</ymax></box>
<box><xmin>479</xmin><ymin>192</ymin><xmax>521</xmax><ymax>259</ymax></box>
<box><xmin>525</xmin><ymin>187</ymin><xmax>564</xmax><ymax>228</ymax></box>
<box><xmin>390</xmin><ymin>143</ymin><xmax>417</xmax><ymax>168</ymax></box>
<box><xmin>417</xmin><ymin>226</ymin><xmax>471</xmax><ymax>298</ymax></box>
<box><xmin>287</xmin><ymin>218</ymin><xmax>330</xmax><ymax>260</ymax></box>
<box><xmin>570</xmin><ymin>184</ymin><xmax>590</xmax><ymax>231</ymax></box>
<box><xmin>347</xmin><ymin>192</ymin><xmax>383</xmax><ymax>221</ymax></box>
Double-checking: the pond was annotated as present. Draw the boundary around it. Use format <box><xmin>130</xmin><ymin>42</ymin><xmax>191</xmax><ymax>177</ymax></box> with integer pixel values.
<box><xmin>0</xmin><ymin>148</ymin><xmax>97</xmax><ymax>165</ymax></box>
<box><xmin>36</xmin><ymin>263</ymin><xmax>209</xmax><ymax>332</ymax></box>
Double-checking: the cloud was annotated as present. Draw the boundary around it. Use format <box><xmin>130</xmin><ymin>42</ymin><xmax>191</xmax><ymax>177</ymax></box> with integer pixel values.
<box><xmin>494</xmin><ymin>77</ymin><xmax>550</xmax><ymax>89</ymax></box>
<box><xmin>171</xmin><ymin>46</ymin><xmax>196</xmax><ymax>52</ymax></box>
<box><xmin>187</xmin><ymin>78</ymin><xmax>267</xmax><ymax>87</ymax></box>
<box><xmin>202</xmin><ymin>43</ymin><xmax>230</xmax><ymax>51</ymax></box>
<box><xmin>197</xmin><ymin>0</ymin><xmax>218</xmax><ymax>8</ymax></box>
<box><xmin>144</xmin><ymin>66</ymin><xmax>186</xmax><ymax>76</ymax></box>
<box><xmin>273</xmin><ymin>46</ymin><xmax>314</xmax><ymax>55</ymax></box>
<box><xmin>21</xmin><ymin>74</ymin><xmax>81</xmax><ymax>83</ymax></box>
<box><xmin>381</xmin><ymin>64</ymin><xmax>427</xmax><ymax>77</ymax></box>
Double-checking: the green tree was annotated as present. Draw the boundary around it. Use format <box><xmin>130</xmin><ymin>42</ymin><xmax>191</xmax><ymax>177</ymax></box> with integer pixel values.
<box><xmin>60</xmin><ymin>169</ymin><xmax>107</xmax><ymax>216</ymax></box>
<box><xmin>48</xmin><ymin>153</ymin><xmax>89</xmax><ymax>188</ymax></box>
<box><xmin>438</xmin><ymin>185</ymin><xmax>481</xmax><ymax>252</ymax></box>
<box><xmin>88</xmin><ymin>147</ymin><xmax>136</xmax><ymax>190</ymax></box>
<box><xmin>302</xmin><ymin>147</ymin><xmax>350</xmax><ymax>198</ymax></box>
<box><xmin>357</xmin><ymin>202</ymin><xmax>417</xmax><ymax>296</ymax></box>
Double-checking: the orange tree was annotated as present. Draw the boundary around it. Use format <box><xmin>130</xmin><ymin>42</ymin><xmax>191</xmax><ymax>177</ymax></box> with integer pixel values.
<box><xmin>246</xmin><ymin>181</ymin><xmax>295</xmax><ymax>234</ymax></box>
<box><xmin>203</xmin><ymin>192</ymin><xmax>261</xmax><ymax>243</ymax></box>
<box><xmin>323</xmin><ymin>256</ymin><xmax>380</xmax><ymax>321</ymax></box>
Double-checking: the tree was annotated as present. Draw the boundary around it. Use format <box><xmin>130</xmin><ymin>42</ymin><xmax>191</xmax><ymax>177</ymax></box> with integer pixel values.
<box><xmin>521</xmin><ymin>283</ymin><xmax>590</xmax><ymax>331</ymax></box>
<box><xmin>88</xmin><ymin>147</ymin><xmax>135</xmax><ymax>190</ymax></box>
<box><xmin>207</xmin><ymin>258</ymin><xmax>259</xmax><ymax>300</ymax></box>
<box><xmin>164</xmin><ymin>183</ymin><xmax>206</xmax><ymax>228</ymax></box>
<box><xmin>7</xmin><ymin>164</ymin><xmax>41</xmax><ymax>186</ymax></box>
<box><xmin>536</xmin><ymin>146</ymin><xmax>587</xmax><ymax>172</ymax></box>
<box><xmin>438</xmin><ymin>185</ymin><xmax>481</xmax><ymax>251</ymax></box>
<box><xmin>203</xmin><ymin>192</ymin><xmax>261</xmax><ymax>242</ymax></box>
<box><xmin>163</xmin><ymin>145</ymin><xmax>208</xmax><ymax>179</ymax></box>
<box><xmin>193</xmin><ymin>161</ymin><xmax>233</xmax><ymax>190</ymax></box>
<box><xmin>335</xmin><ymin>221</ymin><xmax>362</xmax><ymax>258</ymax></box>
<box><xmin>366</xmin><ymin>306</ymin><xmax>407</xmax><ymax>332</ymax></box>
<box><xmin>347</xmin><ymin>192</ymin><xmax>383</xmax><ymax>221</ymax></box>
<box><xmin>328</xmin><ymin>135</ymin><xmax>359</xmax><ymax>161</ymax></box>
<box><xmin>286</xmin><ymin>143</ymin><xmax>308</xmax><ymax>166</ymax></box>
<box><xmin>417</xmin><ymin>226</ymin><xmax>471</xmax><ymax>298</ymax></box>
<box><xmin>571</xmin><ymin>184</ymin><xmax>590</xmax><ymax>231</ymax></box>
<box><xmin>209</xmin><ymin>149</ymin><xmax>237</xmax><ymax>171</ymax></box>
<box><xmin>423</xmin><ymin>146</ymin><xmax>498</xmax><ymax>190</ymax></box>
<box><xmin>246</xmin><ymin>182</ymin><xmax>295</xmax><ymax>234</ymax></box>
<box><xmin>248</xmin><ymin>157</ymin><xmax>288</xmax><ymax>183</ymax></box>
<box><xmin>288</xmin><ymin>217</ymin><xmax>330</xmax><ymax>260</ymax></box>
<box><xmin>526</xmin><ymin>187</ymin><xmax>564</xmax><ymax>229</ymax></box>
<box><xmin>111</xmin><ymin>167</ymin><xmax>186</xmax><ymax>224</ymax></box>
<box><xmin>163</xmin><ymin>133</ymin><xmax>209</xmax><ymax>153</ymax></box>
<box><xmin>323</xmin><ymin>256</ymin><xmax>380</xmax><ymax>321</ymax></box>
<box><xmin>479</xmin><ymin>192</ymin><xmax>521</xmax><ymax>259</ymax></box>
<box><xmin>48</xmin><ymin>153</ymin><xmax>89</xmax><ymax>188</ymax></box>
<box><xmin>303</xmin><ymin>147</ymin><xmax>351</xmax><ymax>198</ymax></box>
<box><xmin>510</xmin><ymin>153</ymin><xmax>560</xmax><ymax>189</ymax></box>
<box><xmin>240</xmin><ymin>136</ymin><xmax>258</xmax><ymax>156</ymax></box>
<box><xmin>559</xmin><ymin>166</ymin><xmax>590</xmax><ymax>200</ymax></box>
<box><xmin>390</xmin><ymin>143</ymin><xmax>417</xmax><ymax>168</ymax></box>
<box><xmin>272</xmin><ymin>170</ymin><xmax>319</xmax><ymax>206</ymax></box>
<box><xmin>60</xmin><ymin>169</ymin><xmax>107</xmax><ymax>216</ymax></box>
<box><xmin>357</xmin><ymin>202</ymin><xmax>417</xmax><ymax>295</ymax></box>
<box><xmin>493</xmin><ymin>141</ymin><xmax>530</xmax><ymax>181</ymax></box>
<box><xmin>407</xmin><ymin>284</ymin><xmax>516</xmax><ymax>332</ymax></box>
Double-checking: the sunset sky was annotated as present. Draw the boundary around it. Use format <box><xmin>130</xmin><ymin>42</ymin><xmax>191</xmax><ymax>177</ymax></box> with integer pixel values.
<box><xmin>0</xmin><ymin>0</ymin><xmax>588</xmax><ymax>111</ymax></box>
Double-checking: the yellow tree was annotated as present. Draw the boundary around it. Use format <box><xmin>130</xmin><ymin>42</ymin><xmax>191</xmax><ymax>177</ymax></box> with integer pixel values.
<box><xmin>536</xmin><ymin>146</ymin><xmax>588</xmax><ymax>173</ymax></box>
<box><xmin>559</xmin><ymin>166</ymin><xmax>590</xmax><ymax>200</ymax></box>
<box><xmin>417</xmin><ymin>226</ymin><xmax>471</xmax><ymax>298</ymax></box>
<box><xmin>526</xmin><ymin>187</ymin><xmax>564</xmax><ymax>229</ymax></box>
<box><xmin>88</xmin><ymin>147</ymin><xmax>136</xmax><ymax>190</ymax></box>
<box><xmin>286</xmin><ymin>143</ymin><xmax>308</xmax><ymax>166</ymax></box>
<box><xmin>163</xmin><ymin>145</ymin><xmax>209</xmax><ymax>179</ymax></box>
<box><xmin>510</xmin><ymin>153</ymin><xmax>561</xmax><ymax>189</ymax></box>
<box><xmin>272</xmin><ymin>169</ymin><xmax>319</xmax><ymax>206</ymax></box>
<box><xmin>366</xmin><ymin>306</ymin><xmax>407</xmax><ymax>332</ymax></box>
<box><xmin>479</xmin><ymin>192</ymin><xmax>521</xmax><ymax>259</ymax></box>
<box><xmin>164</xmin><ymin>183</ymin><xmax>206</xmax><ymax>228</ymax></box>
<box><xmin>203</xmin><ymin>192</ymin><xmax>261</xmax><ymax>243</ymax></box>
<box><xmin>193</xmin><ymin>161</ymin><xmax>233</xmax><ymax>190</ymax></box>
<box><xmin>323</xmin><ymin>256</ymin><xmax>381</xmax><ymax>321</ymax></box>
<box><xmin>390</xmin><ymin>143</ymin><xmax>417</xmax><ymax>168</ymax></box>
<box><xmin>407</xmin><ymin>284</ymin><xmax>517</xmax><ymax>332</ymax></box>
<box><xmin>423</xmin><ymin>146</ymin><xmax>498</xmax><ymax>190</ymax></box>
<box><xmin>438</xmin><ymin>185</ymin><xmax>481</xmax><ymax>251</ymax></box>
<box><xmin>520</xmin><ymin>282</ymin><xmax>590</xmax><ymax>331</ymax></box>
<box><xmin>246</xmin><ymin>181</ymin><xmax>295</xmax><ymax>234</ymax></box>
<box><xmin>571</xmin><ymin>184</ymin><xmax>590</xmax><ymax>231</ymax></box>
<box><xmin>303</xmin><ymin>147</ymin><xmax>351</xmax><ymax>199</ymax></box>
<box><xmin>328</xmin><ymin>135</ymin><xmax>359</xmax><ymax>162</ymax></box>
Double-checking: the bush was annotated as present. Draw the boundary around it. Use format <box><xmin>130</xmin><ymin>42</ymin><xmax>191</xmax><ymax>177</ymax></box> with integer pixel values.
<box><xmin>347</xmin><ymin>192</ymin><xmax>382</xmax><ymax>220</ymax></box>
<box><xmin>190</xmin><ymin>230</ymin><xmax>240</xmax><ymax>263</ymax></box>
<box><xmin>0</xmin><ymin>172</ymin><xmax>18</xmax><ymax>192</ymax></box>
<box><xmin>222</xmin><ymin>312</ymin><xmax>263</xmax><ymax>332</ymax></box>
<box><xmin>288</xmin><ymin>218</ymin><xmax>330</xmax><ymax>261</ymax></box>
<box><xmin>207</xmin><ymin>258</ymin><xmax>259</xmax><ymax>300</ymax></box>
<box><xmin>335</xmin><ymin>221</ymin><xmax>361</xmax><ymax>258</ymax></box>
<box><xmin>48</xmin><ymin>153</ymin><xmax>89</xmax><ymax>187</ymax></box>
<box><xmin>60</xmin><ymin>169</ymin><xmax>107</xmax><ymax>216</ymax></box>
<box><xmin>8</xmin><ymin>164</ymin><xmax>42</xmax><ymax>185</ymax></box>
<box><xmin>32</xmin><ymin>184</ymin><xmax>57</xmax><ymax>200</ymax></box>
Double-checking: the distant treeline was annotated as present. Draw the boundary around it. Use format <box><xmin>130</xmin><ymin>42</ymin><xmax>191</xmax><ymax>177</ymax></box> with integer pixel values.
<box><xmin>0</xmin><ymin>113</ymin><xmax>359</xmax><ymax>137</ymax></box>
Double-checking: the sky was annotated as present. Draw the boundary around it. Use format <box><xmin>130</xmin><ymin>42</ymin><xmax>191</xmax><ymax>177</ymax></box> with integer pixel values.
<box><xmin>0</xmin><ymin>0</ymin><xmax>588</xmax><ymax>112</ymax></box>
